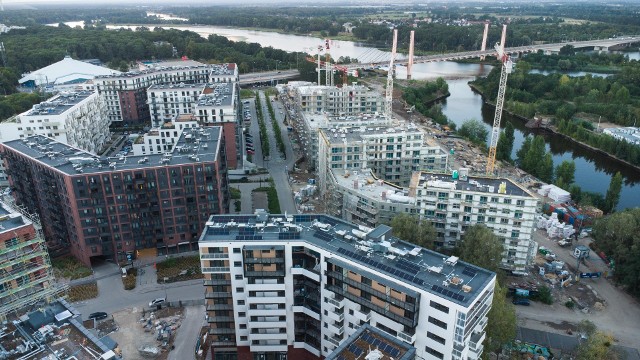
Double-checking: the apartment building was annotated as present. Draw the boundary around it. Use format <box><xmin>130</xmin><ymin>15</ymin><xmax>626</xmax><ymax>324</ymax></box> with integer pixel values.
<box><xmin>0</xmin><ymin>198</ymin><xmax>61</xmax><ymax>319</ymax></box>
<box><xmin>0</xmin><ymin>90</ymin><xmax>110</xmax><ymax>187</ymax></box>
<box><xmin>410</xmin><ymin>172</ymin><xmax>538</xmax><ymax>273</ymax></box>
<box><xmin>0</xmin><ymin>130</ymin><xmax>229</xmax><ymax>266</ymax></box>
<box><xmin>131</xmin><ymin>115</ymin><xmax>199</xmax><ymax>156</ymax></box>
<box><xmin>194</xmin><ymin>83</ymin><xmax>242</xmax><ymax>169</ymax></box>
<box><xmin>295</xmin><ymin>84</ymin><xmax>383</xmax><ymax>115</ymax></box>
<box><xmin>95</xmin><ymin>63</ymin><xmax>237</xmax><ymax>125</ymax></box>
<box><xmin>147</xmin><ymin>83</ymin><xmax>205</xmax><ymax>127</ymax></box>
<box><xmin>326</xmin><ymin>323</ymin><xmax>416</xmax><ymax>360</ymax></box>
<box><xmin>317</xmin><ymin>123</ymin><xmax>448</xmax><ymax>188</ymax></box>
<box><xmin>199</xmin><ymin>212</ymin><xmax>495</xmax><ymax>360</ymax></box>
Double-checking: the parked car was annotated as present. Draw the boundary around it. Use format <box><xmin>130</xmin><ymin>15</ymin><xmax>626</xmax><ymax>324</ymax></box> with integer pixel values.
<box><xmin>512</xmin><ymin>298</ymin><xmax>530</xmax><ymax>306</ymax></box>
<box><xmin>89</xmin><ymin>312</ymin><xmax>108</xmax><ymax>321</ymax></box>
<box><xmin>246</xmin><ymin>149</ymin><xmax>255</xmax><ymax>155</ymax></box>
<box><xmin>149</xmin><ymin>297</ymin><xmax>166</xmax><ymax>307</ymax></box>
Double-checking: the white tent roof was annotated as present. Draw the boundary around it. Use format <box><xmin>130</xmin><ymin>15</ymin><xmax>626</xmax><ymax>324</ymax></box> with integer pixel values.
<box><xmin>19</xmin><ymin>56</ymin><xmax>120</xmax><ymax>86</ymax></box>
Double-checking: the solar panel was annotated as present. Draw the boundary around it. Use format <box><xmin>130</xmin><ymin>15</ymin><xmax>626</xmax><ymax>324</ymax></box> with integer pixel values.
<box><xmin>389</xmin><ymin>348</ymin><xmax>401</xmax><ymax>357</ymax></box>
<box><xmin>462</xmin><ymin>266</ymin><xmax>477</xmax><ymax>277</ymax></box>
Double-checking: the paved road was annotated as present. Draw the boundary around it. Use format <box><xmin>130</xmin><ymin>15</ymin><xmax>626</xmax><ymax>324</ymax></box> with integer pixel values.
<box><xmin>514</xmin><ymin>230</ymin><xmax>640</xmax><ymax>349</ymax></box>
<box><xmin>168</xmin><ymin>305</ymin><xmax>205</xmax><ymax>360</ymax></box>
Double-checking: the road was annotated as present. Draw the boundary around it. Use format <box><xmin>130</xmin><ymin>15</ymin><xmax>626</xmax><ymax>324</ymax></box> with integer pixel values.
<box><xmin>239</xmin><ymin>70</ymin><xmax>299</xmax><ymax>86</ymax></box>
<box><xmin>514</xmin><ymin>230</ymin><xmax>640</xmax><ymax>349</ymax></box>
<box><xmin>254</xmin><ymin>91</ymin><xmax>297</xmax><ymax>214</ymax></box>
<box><xmin>168</xmin><ymin>305</ymin><xmax>205</xmax><ymax>360</ymax></box>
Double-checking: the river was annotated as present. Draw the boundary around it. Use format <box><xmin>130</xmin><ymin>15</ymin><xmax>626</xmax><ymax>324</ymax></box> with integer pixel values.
<box><xmin>104</xmin><ymin>23</ymin><xmax>639</xmax><ymax>210</ymax></box>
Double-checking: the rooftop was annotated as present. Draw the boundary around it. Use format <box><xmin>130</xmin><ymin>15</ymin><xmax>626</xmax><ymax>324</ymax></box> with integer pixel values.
<box><xmin>19</xmin><ymin>56</ymin><xmax>120</xmax><ymax>86</ymax></box>
<box><xmin>296</xmin><ymin>83</ymin><xmax>376</xmax><ymax>96</ymax></box>
<box><xmin>2</xmin><ymin>128</ymin><xmax>221</xmax><ymax>175</ymax></box>
<box><xmin>332</xmin><ymin>168</ymin><xmax>409</xmax><ymax>203</ymax></box>
<box><xmin>303</xmin><ymin>112</ymin><xmax>391</xmax><ymax>131</ymax></box>
<box><xmin>17</xmin><ymin>90</ymin><xmax>96</xmax><ymax>118</ymax></box>
<box><xmin>603</xmin><ymin>126</ymin><xmax>640</xmax><ymax>144</ymax></box>
<box><xmin>413</xmin><ymin>171</ymin><xmax>535</xmax><ymax>198</ymax></box>
<box><xmin>148</xmin><ymin>83</ymin><xmax>206</xmax><ymax>91</ymax></box>
<box><xmin>197</xmin><ymin>83</ymin><xmax>235</xmax><ymax>107</ymax></box>
<box><xmin>201</xmin><ymin>213</ymin><xmax>495</xmax><ymax>307</ymax></box>
<box><xmin>0</xmin><ymin>200</ymin><xmax>29</xmax><ymax>233</ymax></box>
<box><xmin>321</xmin><ymin>122</ymin><xmax>439</xmax><ymax>146</ymax></box>
<box><xmin>326</xmin><ymin>323</ymin><xmax>416</xmax><ymax>360</ymax></box>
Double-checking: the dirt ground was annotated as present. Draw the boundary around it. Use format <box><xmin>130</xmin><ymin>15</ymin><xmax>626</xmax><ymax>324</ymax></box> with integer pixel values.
<box><xmin>110</xmin><ymin>307</ymin><xmax>184</xmax><ymax>360</ymax></box>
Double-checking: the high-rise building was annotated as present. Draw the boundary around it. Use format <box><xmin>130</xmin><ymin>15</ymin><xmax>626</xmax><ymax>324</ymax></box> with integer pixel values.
<box><xmin>0</xmin><ymin>90</ymin><xmax>110</xmax><ymax>187</ymax></box>
<box><xmin>0</xmin><ymin>130</ymin><xmax>229</xmax><ymax>266</ymax></box>
<box><xmin>199</xmin><ymin>212</ymin><xmax>495</xmax><ymax>360</ymax></box>
<box><xmin>294</xmin><ymin>84</ymin><xmax>383</xmax><ymax>115</ymax></box>
<box><xmin>0</xmin><ymin>198</ymin><xmax>62</xmax><ymax>320</ymax></box>
<box><xmin>147</xmin><ymin>83</ymin><xmax>205</xmax><ymax>127</ymax></box>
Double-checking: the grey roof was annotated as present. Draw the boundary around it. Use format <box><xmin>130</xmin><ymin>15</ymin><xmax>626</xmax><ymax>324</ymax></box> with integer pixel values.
<box><xmin>417</xmin><ymin>171</ymin><xmax>535</xmax><ymax>198</ymax></box>
<box><xmin>2</xmin><ymin>128</ymin><xmax>221</xmax><ymax>175</ymax></box>
<box><xmin>0</xmin><ymin>201</ymin><xmax>28</xmax><ymax>233</ymax></box>
<box><xmin>202</xmin><ymin>213</ymin><xmax>495</xmax><ymax>307</ymax></box>
<box><xmin>21</xmin><ymin>90</ymin><xmax>96</xmax><ymax>117</ymax></box>
<box><xmin>19</xmin><ymin>56</ymin><xmax>120</xmax><ymax>86</ymax></box>
<box><xmin>326</xmin><ymin>323</ymin><xmax>416</xmax><ymax>360</ymax></box>
<box><xmin>197</xmin><ymin>83</ymin><xmax>234</xmax><ymax>107</ymax></box>
<box><xmin>148</xmin><ymin>83</ymin><xmax>205</xmax><ymax>91</ymax></box>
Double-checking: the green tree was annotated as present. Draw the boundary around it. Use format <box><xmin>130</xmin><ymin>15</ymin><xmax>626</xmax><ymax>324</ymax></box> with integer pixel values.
<box><xmin>390</xmin><ymin>213</ymin><xmax>437</xmax><ymax>250</ymax></box>
<box><xmin>604</xmin><ymin>172</ymin><xmax>623</xmax><ymax>213</ymax></box>
<box><xmin>575</xmin><ymin>331</ymin><xmax>620</xmax><ymax>360</ymax></box>
<box><xmin>555</xmin><ymin>160</ymin><xmax>576</xmax><ymax>186</ymax></box>
<box><xmin>458</xmin><ymin>224</ymin><xmax>503</xmax><ymax>273</ymax></box>
<box><xmin>484</xmin><ymin>282</ymin><xmax>517</xmax><ymax>359</ymax></box>
<box><xmin>516</xmin><ymin>136</ymin><xmax>532</xmax><ymax>167</ymax></box>
<box><xmin>495</xmin><ymin>122</ymin><xmax>515</xmax><ymax>162</ymax></box>
<box><xmin>537</xmin><ymin>153</ymin><xmax>554</xmax><ymax>183</ymax></box>
<box><xmin>458</xmin><ymin>119</ymin><xmax>489</xmax><ymax>146</ymax></box>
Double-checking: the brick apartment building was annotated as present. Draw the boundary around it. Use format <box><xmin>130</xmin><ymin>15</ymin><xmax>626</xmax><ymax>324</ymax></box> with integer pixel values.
<box><xmin>0</xmin><ymin>130</ymin><xmax>230</xmax><ymax>266</ymax></box>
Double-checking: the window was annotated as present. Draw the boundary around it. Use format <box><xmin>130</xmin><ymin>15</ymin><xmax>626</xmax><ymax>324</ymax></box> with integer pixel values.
<box><xmin>427</xmin><ymin>331</ymin><xmax>446</xmax><ymax>345</ymax></box>
<box><xmin>425</xmin><ymin>345</ymin><xmax>444</xmax><ymax>359</ymax></box>
<box><xmin>428</xmin><ymin>316</ymin><xmax>447</xmax><ymax>329</ymax></box>
<box><xmin>233</xmin><ymin>248</ymin><xmax>241</xmax><ymax>253</ymax></box>
<box><xmin>237</xmin><ymin>300</ymin><xmax>245</xmax><ymax>305</ymax></box>
<box><xmin>235</xmin><ymin>274</ymin><xmax>243</xmax><ymax>280</ymax></box>
<box><xmin>236</xmin><ymin>287</ymin><xmax>244</xmax><ymax>293</ymax></box>
<box><xmin>504</xmin><ymin>199</ymin><xmax>512</xmax><ymax>204</ymax></box>
<box><xmin>240</xmin><ymin>336</ymin><xmax>247</xmax><ymax>341</ymax></box>
<box><xmin>238</xmin><ymin>312</ymin><xmax>246</xmax><ymax>317</ymax></box>
<box><xmin>234</xmin><ymin>261</ymin><xmax>242</xmax><ymax>267</ymax></box>
<box><xmin>465</xmin><ymin>195</ymin><xmax>473</xmax><ymax>201</ymax></box>
<box><xmin>430</xmin><ymin>300</ymin><xmax>449</xmax><ymax>314</ymax></box>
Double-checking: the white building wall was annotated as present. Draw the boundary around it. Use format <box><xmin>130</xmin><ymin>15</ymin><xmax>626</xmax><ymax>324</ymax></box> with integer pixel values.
<box><xmin>131</xmin><ymin>120</ymin><xmax>199</xmax><ymax>155</ymax></box>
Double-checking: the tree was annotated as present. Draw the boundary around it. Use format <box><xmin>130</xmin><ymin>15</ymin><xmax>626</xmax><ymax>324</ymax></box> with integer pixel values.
<box><xmin>390</xmin><ymin>213</ymin><xmax>436</xmax><ymax>250</ymax></box>
<box><xmin>495</xmin><ymin>122</ymin><xmax>515</xmax><ymax>162</ymax></box>
<box><xmin>555</xmin><ymin>160</ymin><xmax>576</xmax><ymax>186</ymax></box>
<box><xmin>516</xmin><ymin>136</ymin><xmax>532</xmax><ymax>167</ymax></box>
<box><xmin>575</xmin><ymin>331</ymin><xmax>620</xmax><ymax>360</ymax></box>
<box><xmin>604</xmin><ymin>172</ymin><xmax>623</xmax><ymax>213</ymax></box>
<box><xmin>458</xmin><ymin>224</ymin><xmax>503</xmax><ymax>273</ymax></box>
<box><xmin>537</xmin><ymin>153</ymin><xmax>554</xmax><ymax>183</ymax></box>
<box><xmin>458</xmin><ymin>119</ymin><xmax>489</xmax><ymax>146</ymax></box>
<box><xmin>484</xmin><ymin>282</ymin><xmax>517</xmax><ymax>359</ymax></box>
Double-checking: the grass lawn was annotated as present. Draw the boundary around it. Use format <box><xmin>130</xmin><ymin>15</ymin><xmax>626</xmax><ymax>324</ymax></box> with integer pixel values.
<box><xmin>156</xmin><ymin>255</ymin><xmax>203</xmax><ymax>283</ymax></box>
<box><xmin>52</xmin><ymin>256</ymin><xmax>93</xmax><ymax>280</ymax></box>
<box><xmin>67</xmin><ymin>282</ymin><xmax>98</xmax><ymax>302</ymax></box>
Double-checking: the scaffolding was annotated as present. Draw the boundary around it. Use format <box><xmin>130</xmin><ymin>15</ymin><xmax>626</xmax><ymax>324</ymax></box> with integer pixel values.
<box><xmin>0</xmin><ymin>197</ymin><xmax>66</xmax><ymax>320</ymax></box>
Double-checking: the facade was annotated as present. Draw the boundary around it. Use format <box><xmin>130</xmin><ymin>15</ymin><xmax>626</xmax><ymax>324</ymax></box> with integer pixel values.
<box><xmin>95</xmin><ymin>62</ymin><xmax>237</xmax><ymax>125</ymax></box>
<box><xmin>199</xmin><ymin>212</ymin><xmax>495</xmax><ymax>360</ymax></box>
<box><xmin>0</xmin><ymin>90</ymin><xmax>110</xmax><ymax>187</ymax></box>
<box><xmin>147</xmin><ymin>83</ymin><xmax>205</xmax><ymax>127</ymax></box>
<box><xmin>295</xmin><ymin>84</ymin><xmax>383</xmax><ymax>115</ymax></box>
<box><xmin>326</xmin><ymin>323</ymin><xmax>416</xmax><ymax>360</ymax></box>
<box><xmin>410</xmin><ymin>172</ymin><xmax>538</xmax><ymax>273</ymax></box>
<box><xmin>131</xmin><ymin>116</ymin><xmax>199</xmax><ymax>156</ymax></box>
<box><xmin>0</xmin><ymin>131</ymin><xmax>229</xmax><ymax>266</ymax></box>
<box><xmin>0</xmin><ymin>198</ymin><xmax>61</xmax><ymax>319</ymax></box>
<box><xmin>317</xmin><ymin>123</ymin><xmax>448</xmax><ymax>188</ymax></box>
<box><xmin>194</xmin><ymin>83</ymin><xmax>242</xmax><ymax>169</ymax></box>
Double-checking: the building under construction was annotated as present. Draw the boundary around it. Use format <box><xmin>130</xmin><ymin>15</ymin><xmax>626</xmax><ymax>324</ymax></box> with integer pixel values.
<box><xmin>0</xmin><ymin>196</ymin><xmax>63</xmax><ymax>321</ymax></box>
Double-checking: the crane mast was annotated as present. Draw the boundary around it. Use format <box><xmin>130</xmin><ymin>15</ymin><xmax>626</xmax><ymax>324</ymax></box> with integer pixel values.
<box><xmin>385</xmin><ymin>29</ymin><xmax>398</xmax><ymax>120</ymax></box>
<box><xmin>486</xmin><ymin>24</ymin><xmax>513</xmax><ymax>176</ymax></box>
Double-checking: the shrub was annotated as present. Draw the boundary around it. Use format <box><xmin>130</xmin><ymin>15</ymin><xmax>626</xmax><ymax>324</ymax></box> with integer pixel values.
<box><xmin>565</xmin><ymin>300</ymin><xmax>575</xmax><ymax>309</ymax></box>
<box><xmin>52</xmin><ymin>256</ymin><xmax>92</xmax><ymax>280</ymax></box>
<box><xmin>67</xmin><ymin>282</ymin><xmax>98</xmax><ymax>302</ymax></box>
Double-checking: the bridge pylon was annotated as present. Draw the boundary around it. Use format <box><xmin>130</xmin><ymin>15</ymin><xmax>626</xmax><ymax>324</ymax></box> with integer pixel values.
<box><xmin>480</xmin><ymin>21</ymin><xmax>490</xmax><ymax>60</ymax></box>
<box><xmin>407</xmin><ymin>31</ymin><xmax>415</xmax><ymax>80</ymax></box>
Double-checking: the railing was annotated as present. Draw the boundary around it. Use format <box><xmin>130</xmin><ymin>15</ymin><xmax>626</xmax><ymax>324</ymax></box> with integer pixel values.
<box><xmin>205</xmin><ymin>292</ymin><xmax>232</xmax><ymax>299</ymax></box>
<box><xmin>200</xmin><ymin>253</ymin><xmax>229</xmax><ymax>259</ymax></box>
<box><xmin>202</xmin><ymin>267</ymin><xmax>230</xmax><ymax>273</ymax></box>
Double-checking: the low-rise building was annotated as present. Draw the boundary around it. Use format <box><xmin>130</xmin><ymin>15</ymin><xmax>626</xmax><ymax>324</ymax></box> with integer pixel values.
<box><xmin>602</xmin><ymin>126</ymin><xmax>640</xmax><ymax>146</ymax></box>
<box><xmin>199</xmin><ymin>212</ymin><xmax>495</xmax><ymax>360</ymax></box>
<box><xmin>0</xmin><ymin>130</ymin><xmax>229</xmax><ymax>266</ymax></box>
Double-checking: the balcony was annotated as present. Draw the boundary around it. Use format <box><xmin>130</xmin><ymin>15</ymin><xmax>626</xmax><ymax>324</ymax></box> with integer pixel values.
<box><xmin>204</xmin><ymin>292</ymin><xmax>232</xmax><ymax>299</ymax></box>
<box><xmin>200</xmin><ymin>253</ymin><xmax>229</xmax><ymax>259</ymax></box>
<box><xmin>246</xmin><ymin>283</ymin><xmax>286</xmax><ymax>292</ymax></box>
<box><xmin>290</xmin><ymin>266</ymin><xmax>321</xmax><ymax>281</ymax></box>
<box><xmin>249</xmin><ymin>332</ymin><xmax>288</xmax><ymax>341</ymax></box>
<box><xmin>250</xmin><ymin>344</ymin><xmax>288</xmax><ymax>353</ymax></box>
<box><xmin>398</xmin><ymin>331</ymin><xmax>416</xmax><ymax>344</ymax></box>
<box><xmin>327</xmin><ymin>322</ymin><xmax>344</xmax><ymax>335</ymax></box>
<box><xmin>325</xmin><ymin>335</ymin><xmax>342</xmax><ymax>347</ymax></box>
<box><xmin>245</xmin><ymin>270</ymin><xmax>285</xmax><ymax>277</ymax></box>
<box><xmin>206</xmin><ymin>304</ymin><xmax>233</xmax><ymax>311</ymax></box>
<box><xmin>247</xmin><ymin>308</ymin><xmax>287</xmax><ymax>317</ymax></box>
<box><xmin>248</xmin><ymin>321</ymin><xmax>286</xmax><ymax>329</ymax></box>
<box><xmin>327</xmin><ymin>296</ymin><xmax>345</xmax><ymax>310</ymax></box>
<box><xmin>325</xmin><ymin>309</ymin><xmax>344</xmax><ymax>323</ymax></box>
<box><xmin>352</xmin><ymin>307</ymin><xmax>371</xmax><ymax>323</ymax></box>
<box><xmin>202</xmin><ymin>267</ymin><xmax>230</xmax><ymax>273</ymax></box>
<box><xmin>203</xmin><ymin>279</ymin><xmax>231</xmax><ymax>286</ymax></box>
<box><xmin>244</xmin><ymin>257</ymin><xmax>285</xmax><ymax>264</ymax></box>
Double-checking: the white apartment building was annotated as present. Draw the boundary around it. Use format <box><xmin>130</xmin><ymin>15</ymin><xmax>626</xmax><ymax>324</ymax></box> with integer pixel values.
<box><xmin>410</xmin><ymin>171</ymin><xmax>539</xmax><ymax>273</ymax></box>
<box><xmin>131</xmin><ymin>115</ymin><xmax>200</xmax><ymax>155</ymax></box>
<box><xmin>199</xmin><ymin>212</ymin><xmax>495</xmax><ymax>360</ymax></box>
<box><xmin>147</xmin><ymin>83</ymin><xmax>205</xmax><ymax>127</ymax></box>
<box><xmin>295</xmin><ymin>84</ymin><xmax>383</xmax><ymax>115</ymax></box>
<box><xmin>317</xmin><ymin>123</ymin><xmax>448</xmax><ymax>188</ymax></box>
<box><xmin>94</xmin><ymin>63</ymin><xmax>237</xmax><ymax>125</ymax></box>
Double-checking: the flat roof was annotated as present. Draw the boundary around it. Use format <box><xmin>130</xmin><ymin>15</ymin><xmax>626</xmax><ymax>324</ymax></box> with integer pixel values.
<box><xmin>415</xmin><ymin>171</ymin><xmax>535</xmax><ymax>198</ymax></box>
<box><xmin>332</xmin><ymin>168</ymin><xmax>408</xmax><ymax>203</ymax></box>
<box><xmin>321</xmin><ymin>123</ymin><xmax>437</xmax><ymax>145</ymax></box>
<box><xmin>201</xmin><ymin>213</ymin><xmax>495</xmax><ymax>307</ymax></box>
<box><xmin>197</xmin><ymin>83</ymin><xmax>234</xmax><ymax>107</ymax></box>
<box><xmin>2</xmin><ymin>128</ymin><xmax>221</xmax><ymax>175</ymax></box>
<box><xmin>297</xmin><ymin>84</ymin><xmax>377</xmax><ymax>96</ymax></box>
<box><xmin>149</xmin><ymin>83</ymin><xmax>205</xmax><ymax>91</ymax></box>
<box><xmin>0</xmin><ymin>201</ymin><xmax>28</xmax><ymax>233</ymax></box>
<box><xmin>304</xmin><ymin>112</ymin><xmax>391</xmax><ymax>132</ymax></box>
<box><xmin>327</xmin><ymin>323</ymin><xmax>415</xmax><ymax>360</ymax></box>
<box><xmin>18</xmin><ymin>90</ymin><xmax>96</xmax><ymax>117</ymax></box>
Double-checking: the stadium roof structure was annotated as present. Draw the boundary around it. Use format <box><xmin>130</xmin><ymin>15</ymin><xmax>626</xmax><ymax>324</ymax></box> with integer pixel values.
<box><xmin>19</xmin><ymin>56</ymin><xmax>120</xmax><ymax>86</ymax></box>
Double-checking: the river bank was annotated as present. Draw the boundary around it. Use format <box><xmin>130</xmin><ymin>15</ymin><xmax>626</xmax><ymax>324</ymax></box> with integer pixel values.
<box><xmin>468</xmin><ymin>83</ymin><xmax>640</xmax><ymax>173</ymax></box>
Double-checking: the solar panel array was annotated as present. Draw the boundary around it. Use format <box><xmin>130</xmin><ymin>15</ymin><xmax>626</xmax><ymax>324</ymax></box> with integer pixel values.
<box><xmin>336</xmin><ymin>248</ymin><xmax>426</xmax><ymax>287</ymax></box>
<box><xmin>324</xmin><ymin>218</ymin><xmax>339</xmax><ymax>226</ymax></box>
<box><xmin>360</xmin><ymin>332</ymin><xmax>402</xmax><ymax>358</ymax></box>
<box><xmin>313</xmin><ymin>231</ymin><xmax>333</xmax><ymax>242</ymax></box>
<box><xmin>208</xmin><ymin>228</ymin><xmax>230</xmax><ymax>235</ymax></box>
<box><xmin>294</xmin><ymin>214</ymin><xmax>319</xmax><ymax>223</ymax></box>
<box><xmin>278</xmin><ymin>232</ymin><xmax>300</xmax><ymax>240</ymax></box>
<box><xmin>397</xmin><ymin>259</ymin><xmax>421</xmax><ymax>273</ymax></box>
<box><xmin>431</xmin><ymin>284</ymin><xmax>465</xmax><ymax>302</ymax></box>
<box><xmin>235</xmin><ymin>235</ymin><xmax>263</xmax><ymax>240</ymax></box>
<box><xmin>239</xmin><ymin>228</ymin><xmax>256</xmax><ymax>235</ymax></box>
<box><xmin>347</xmin><ymin>343</ymin><xmax>363</xmax><ymax>357</ymax></box>
<box><xmin>462</xmin><ymin>266</ymin><xmax>477</xmax><ymax>277</ymax></box>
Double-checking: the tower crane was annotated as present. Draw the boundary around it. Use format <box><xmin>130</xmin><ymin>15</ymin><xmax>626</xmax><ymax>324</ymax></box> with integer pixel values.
<box><xmin>486</xmin><ymin>24</ymin><xmax>513</xmax><ymax>176</ymax></box>
<box><xmin>385</xmin><ymin>29</ymin><xmax>398</xmax><ymax>120</ymax></box>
